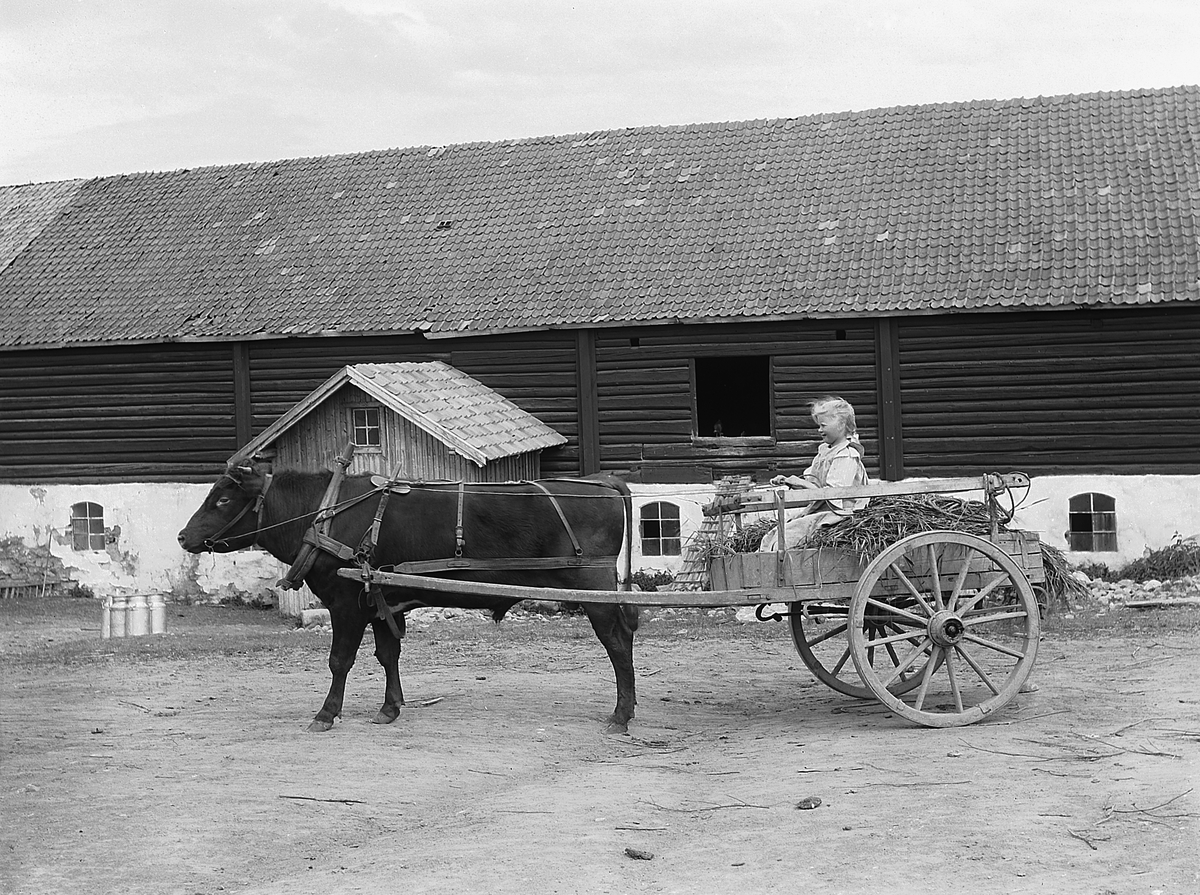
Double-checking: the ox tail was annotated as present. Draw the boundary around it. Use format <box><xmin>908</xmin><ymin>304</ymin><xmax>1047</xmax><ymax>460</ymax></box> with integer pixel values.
<box><xmin>603</xmin><ymin>475</ymin><xmax>633</xmax><ymax>592</ymax></box>
<box><xmin>620</xmin><ymin>481</ymin><xmax>633</xmax><ymax>593</ymax></box>
<box><xmin>580</xmin><ymin>473</ymin><xmax>637</xmax><ymax>634</ymax></box>
<box><xmin>606</xmin><ymin>475</ymin><xmax>638</xmax><ymax>634</ymax></box>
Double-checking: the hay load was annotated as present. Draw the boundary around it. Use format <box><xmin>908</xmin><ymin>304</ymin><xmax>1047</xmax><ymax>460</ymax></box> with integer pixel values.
<box><xmin>695</xmin><ymin>493</ymin><xmax>1087</xmax><ymax>610</ymax></box>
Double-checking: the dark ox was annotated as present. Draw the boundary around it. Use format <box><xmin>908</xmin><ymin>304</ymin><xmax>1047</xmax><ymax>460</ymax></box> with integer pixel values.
<box><xmin>177</xmin><ymin>462</ymin><xmax>639</xmax><ymax>732</ymax></box>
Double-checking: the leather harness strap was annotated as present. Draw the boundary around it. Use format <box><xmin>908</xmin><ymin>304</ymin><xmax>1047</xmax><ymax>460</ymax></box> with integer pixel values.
<box><xmin>529</xmin><ymin>481</ymin><xmax>585</xmax><ymax>556</ymax></box>
<box><xmin>277</xmin><ymin>444</ymin><xmax>356</xmax><ymax>590</ymax></box>
<box><xmin>455</xmin><ymin>483</ymin><xmax>466</xmax><ymax>557</ymax></box>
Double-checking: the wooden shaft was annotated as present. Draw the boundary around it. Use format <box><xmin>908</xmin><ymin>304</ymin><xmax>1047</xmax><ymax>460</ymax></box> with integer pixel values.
<box><xmin>334</xmin><ymin>566</ymin><xmax>856</xmax><ymax>606</ymax></box>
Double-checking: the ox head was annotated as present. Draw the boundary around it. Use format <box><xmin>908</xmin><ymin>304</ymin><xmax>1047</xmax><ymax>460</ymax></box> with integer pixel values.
<box><xmin>177</xmin><ymin>460</ymin><xmax>271</xmax><ymax>553</ymax></box>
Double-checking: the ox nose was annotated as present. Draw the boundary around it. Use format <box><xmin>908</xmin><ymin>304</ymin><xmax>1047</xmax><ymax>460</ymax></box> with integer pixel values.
<box><xmin>177</xmin><ymin>531</ymin><xmax>186</xmax><ymax>546</ymax></box>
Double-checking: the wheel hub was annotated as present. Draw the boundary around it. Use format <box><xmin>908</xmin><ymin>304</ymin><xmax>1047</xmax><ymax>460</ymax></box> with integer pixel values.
<box><xmin>928</xmin><ymin>610</ymin><xmax>966</xmax><ymax>647</ymax></box>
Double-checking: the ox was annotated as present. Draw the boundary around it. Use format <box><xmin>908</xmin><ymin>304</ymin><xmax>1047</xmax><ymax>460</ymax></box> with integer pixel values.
<box><xmin>177</xmin><ymin>460</ymin><xmax>638</xmax><ymax>732</ymax></box>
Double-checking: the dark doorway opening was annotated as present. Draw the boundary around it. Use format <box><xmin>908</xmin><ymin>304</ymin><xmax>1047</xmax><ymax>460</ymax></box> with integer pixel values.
<box><xmin>695</xmin><ymin>356</ymin><xmax>772</xmax><ymax>438</ymax></box>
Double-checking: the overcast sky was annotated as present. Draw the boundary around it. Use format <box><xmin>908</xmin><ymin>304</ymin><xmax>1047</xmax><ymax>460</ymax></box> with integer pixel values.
<box><xmin>2</xmin><ymin>0</ymin><xmax>1198</xmax><ymax>185</ymax></box>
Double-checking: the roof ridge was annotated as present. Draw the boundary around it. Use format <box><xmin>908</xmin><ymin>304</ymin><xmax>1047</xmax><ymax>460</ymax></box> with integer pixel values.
<box><xmin>18</xmin><ymin>84</ymin><xmax>1197</xmax><ymax>188</ymax></box>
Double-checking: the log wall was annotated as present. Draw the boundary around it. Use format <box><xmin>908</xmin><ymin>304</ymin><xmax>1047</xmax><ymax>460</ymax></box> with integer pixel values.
<box><xmin>0</xmin><ymin>344</ymin><xmax>238</xmax><ymax>482</ymax></box>
<box><xmin>3</xmin><ymin>307</ymin><xmax>1199</xmax><ymax>484</ymax></box>
<box><xmin>898</xmin><ymin>308</ymin><xmax>1200</xmax><ymax>476</ymax></box>
<box><xmin>594</xmin><ymin>321</ymin><xmax>879</xmax><ymax>480</ymax></box>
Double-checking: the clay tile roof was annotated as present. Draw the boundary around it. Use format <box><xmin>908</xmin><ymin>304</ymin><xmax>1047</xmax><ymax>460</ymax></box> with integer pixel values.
<box><xmin>238</xmin><ymin>361</ymin><xmax>565</xmax><ymax>467</ymax></box>
<box><xmin>2</xmin><ymin>86</ymin><xmax>1200</xmax><ymax>350</ymax></box>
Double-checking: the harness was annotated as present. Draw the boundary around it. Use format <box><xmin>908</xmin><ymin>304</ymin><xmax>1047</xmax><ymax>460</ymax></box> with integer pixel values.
<box><xmin>271</xmin><ymin>445</ymin><xmax>619</xmax><ymax>641</ymax></box>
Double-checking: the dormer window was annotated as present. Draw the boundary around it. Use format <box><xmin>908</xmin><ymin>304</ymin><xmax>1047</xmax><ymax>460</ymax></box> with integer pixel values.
<box><xmin>350</xmin><ymin>406</ymin><xmax>382</xmax><ymax>449</ymax></box>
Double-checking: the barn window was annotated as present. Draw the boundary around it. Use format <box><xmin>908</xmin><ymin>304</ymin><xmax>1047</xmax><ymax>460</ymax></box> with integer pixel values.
<box><xmin>694</xmin><ymin>356</ymin><xmax>772</xmax><ymax>439</ymax></box>
<box><xmin>350</xmin><ymin>406</ymin><xmax>382</xmax><ymax>449</ymax></box>
<box><xmin>1068</xmin><ymin>493</ymin><xmax>1118</xmax><ymax>552</ymax></box>
<box><xmin>640</xmin><ymin>502</ymin><xmax>682</xmax><ymax>556</ymax></box>
<box><xmin>71</xmin><ymin>502</ymin><xmax>106</xmax><ymax>551</ymax></box>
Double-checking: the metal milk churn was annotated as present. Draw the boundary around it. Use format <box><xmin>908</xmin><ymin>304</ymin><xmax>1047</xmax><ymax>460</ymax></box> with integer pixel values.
<box><xmin>148</xmin><ymin>594</ymin><xmax>167</xmax><ymax>634</ymax></box>
<box><xmin>101</xmin><ymin>597</ymin><xmax>112</xmax><ymax>639</ymax></box>
<box><xmin>126</xmin><ymin>594</ymin><xmax>150</xmax><ymax>637</ymax></box>
<box><xmin>109</xmin><ymin>595</ymin><xmax>128</xmax><ymax>638</ymax></box>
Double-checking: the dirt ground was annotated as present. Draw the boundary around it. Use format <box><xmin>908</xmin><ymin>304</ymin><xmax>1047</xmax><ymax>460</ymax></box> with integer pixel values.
<box><xmin>2</xmin><ymin>597</ymin><xmax>1198</xmax><ymax>895</ymax></box>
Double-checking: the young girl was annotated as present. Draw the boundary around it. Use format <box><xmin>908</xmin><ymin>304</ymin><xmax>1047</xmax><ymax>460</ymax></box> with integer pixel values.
<box><xmin>758</xmin><ymin>396</ymin><xmax>869</xmax><ymax>552</ymax></box>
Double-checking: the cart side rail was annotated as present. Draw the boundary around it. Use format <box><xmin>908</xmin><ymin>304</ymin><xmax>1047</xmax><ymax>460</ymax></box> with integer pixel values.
<box><xmin>706</xmin><ymin>472</ymin><xmax>1029</xmax><ymax>517</ymax></box>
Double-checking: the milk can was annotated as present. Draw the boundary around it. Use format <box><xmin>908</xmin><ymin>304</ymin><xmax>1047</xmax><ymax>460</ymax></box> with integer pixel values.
<box><xmin>148</xmin><ymin>594</ymin><xmax>167</xmax><ymax>634</ymax></box>
<box><xmin>109</xmin><ymin>595</ymin><xmax>128</xmax><ymax>638</ymax></box>
<box><xmin>101</xmin><ymin>597</ymin><xmax>112</xmax><ymax>639</ymax></box>
<box><xmin>126</xmin><ymin>594</ymin><xmax>150</xmax><ymax>637</ymax></box>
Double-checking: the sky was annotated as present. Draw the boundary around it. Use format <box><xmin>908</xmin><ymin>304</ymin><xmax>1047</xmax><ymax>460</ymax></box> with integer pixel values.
<box><xmin>1</xmin><ymin>0</ymin><xmax>1198</xmax><ymax>185</ymax></box>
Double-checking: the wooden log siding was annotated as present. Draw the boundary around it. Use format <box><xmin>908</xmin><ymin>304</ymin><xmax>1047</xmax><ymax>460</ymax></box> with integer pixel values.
<box><xmin>594</xmin><ymin>323</ymin><xmax>880</xmax><ymax>478</ymax></box>
<box><xmin>449</xmin><ymin>336</ymin><xmax>580</xmax><ymax>477</ymax></box>
<box><xmin>897</xmin><ymin>308</ymin><xmax>1200</xmax><ymax>476</ymax></box>
<box><xmin>246</xmin><ymin>335</ymin><xmax>445</xmax><ymax>440</ymax></box>
<box><xmin>0</xmin><ymin>344</ymin><xmax>238</xmax><ymax>482</ymax></box>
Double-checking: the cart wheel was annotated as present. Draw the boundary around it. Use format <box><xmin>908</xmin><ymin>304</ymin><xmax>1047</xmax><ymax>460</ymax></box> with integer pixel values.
<box><xmin>789</xmin><ymin>599</ymin><xmax>939</xmax><ymax>699</ymax></box>
<box><xmin>848</xmin><ymin>531</ymin><xmax>1039</xmax><ymax>728</ymax></box>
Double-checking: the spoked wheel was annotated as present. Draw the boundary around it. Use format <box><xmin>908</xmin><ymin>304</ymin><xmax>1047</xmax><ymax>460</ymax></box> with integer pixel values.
<box><xmin>848</xmin><ymin>531</ymin><xmax>1040</xmax><ymax>728</ymax></box>
<box><xmin>789</xmin><ymin>599</ymin><xmax>940</xmax><ymax>699</ymax></box>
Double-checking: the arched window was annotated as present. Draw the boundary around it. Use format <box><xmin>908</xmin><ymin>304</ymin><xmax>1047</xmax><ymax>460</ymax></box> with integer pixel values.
<box><xmin>71</xmin><ymin>502</ymin><xmax>106</xmax><ymax>551</ymax></box>
<box><xmin>1068</xmin><ymin>493</ymin><xmax>1117</xmax><ymax>551</ymax></box>
<box><xmin>640</xmin><ymin>502</ymin><xmax>682</xmax><ymax>557</ymax></box>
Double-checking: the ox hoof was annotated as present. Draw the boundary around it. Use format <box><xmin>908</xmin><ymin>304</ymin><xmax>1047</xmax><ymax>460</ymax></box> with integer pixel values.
<box><xmin>604</xmin><ymin>718</ymin><xmax>630</xmax><ymax>736</ymax></box>
<box><xmin>307</xmin><ymin>718</ymin><xmax>335</xmax><ymax>733</ymax></box>
<box><xmin>372</xmin><ymin>708</ymin><xmax>401</xmax><ymax>725</ymax></box>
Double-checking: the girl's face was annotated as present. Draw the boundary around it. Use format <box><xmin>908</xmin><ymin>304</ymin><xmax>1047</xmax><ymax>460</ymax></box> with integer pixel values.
<box><xmin>815</xmin><ymin>411</ymin><xmax>847</xmax><ymax>445</ymax></box>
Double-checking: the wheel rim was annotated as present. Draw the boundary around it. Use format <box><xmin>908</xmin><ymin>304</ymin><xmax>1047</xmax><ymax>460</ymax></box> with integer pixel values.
<box><xmin>789</xmin><ymin>599</ymin><xmax>940</xmax><ymax>699</ymax></box>
<box><xmin>848</xmin><ymin>531</ymin><xmax>1040</xmax><ymax>728</ymax></box>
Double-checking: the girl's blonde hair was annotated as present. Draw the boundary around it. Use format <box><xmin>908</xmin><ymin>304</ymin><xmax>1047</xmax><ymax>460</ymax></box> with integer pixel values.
<box><xmin>810</xmin><ymin>396</ymin><xmax>857</xmax><ymax>436</ymax></box>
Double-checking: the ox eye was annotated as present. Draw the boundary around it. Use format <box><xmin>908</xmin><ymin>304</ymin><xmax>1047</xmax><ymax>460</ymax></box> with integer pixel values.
<box><xmin>216</xmin><ymin>497</ymin><xmax>231</xmax><ymax>507</ymax></box>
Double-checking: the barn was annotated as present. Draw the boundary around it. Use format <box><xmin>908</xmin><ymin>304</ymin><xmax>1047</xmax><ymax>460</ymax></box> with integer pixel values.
<box><xmin>2</xmin><ymin>85</ymin><xmax>1199</xmax><ymax>597</ymax></box>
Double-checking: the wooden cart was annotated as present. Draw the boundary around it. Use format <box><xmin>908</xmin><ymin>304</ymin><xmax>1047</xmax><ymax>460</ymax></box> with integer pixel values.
<box><xmin>339</xmin><ymin>473</ymin><xmax>1043</xmax><ymax>728</ymax></box>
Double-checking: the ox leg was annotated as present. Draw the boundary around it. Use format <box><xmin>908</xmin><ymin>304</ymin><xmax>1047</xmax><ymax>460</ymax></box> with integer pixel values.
<box><xmin>370</xmin><ymin>612</ymin><xmax>406</xmax><ymax>724</ymax></box>
<box><xmin>583</xmin><ymin>603</ymin><xmax>640</xmax><ymax>734</ymax></box>
<box><xmin>308</xmin><ymin>602</ymin><xmax>370</xmax><ymax>732</ymax></box>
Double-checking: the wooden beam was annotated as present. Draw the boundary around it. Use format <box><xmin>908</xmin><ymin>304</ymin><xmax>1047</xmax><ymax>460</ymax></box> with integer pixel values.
<box><xmin>232</xmin><ymin>343</ymin><xmax>253</xmax><ymax>449</ymax></box>
<box><xmin>875</xmin><ymin>318</ymin><xmax>904</xmax><ymax>480</ymax></box>
<box><xmin>575</xmin><ymin>330</ymin><xmax>600</xmax><ymax>474</ymax></box>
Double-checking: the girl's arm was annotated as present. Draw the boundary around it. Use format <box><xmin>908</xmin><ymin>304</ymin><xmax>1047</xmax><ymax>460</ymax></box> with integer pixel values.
<box><xmin>769</xmin><ymin>474</ymin><xmax>818</xmax><ymax>489</ymax></box>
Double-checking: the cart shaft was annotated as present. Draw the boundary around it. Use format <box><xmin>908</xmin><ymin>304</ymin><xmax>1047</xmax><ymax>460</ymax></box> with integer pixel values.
<box><xmin>335</xmin><ymin>566</ymin><xmax>852</xmax><ymax>607</ymax></box>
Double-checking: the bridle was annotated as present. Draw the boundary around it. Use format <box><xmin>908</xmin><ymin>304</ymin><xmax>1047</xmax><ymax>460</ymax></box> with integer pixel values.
<box><xmin>203</xmin><ymin>471</ymin><xmax>274</xmax><ymax>551</ymax></box>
